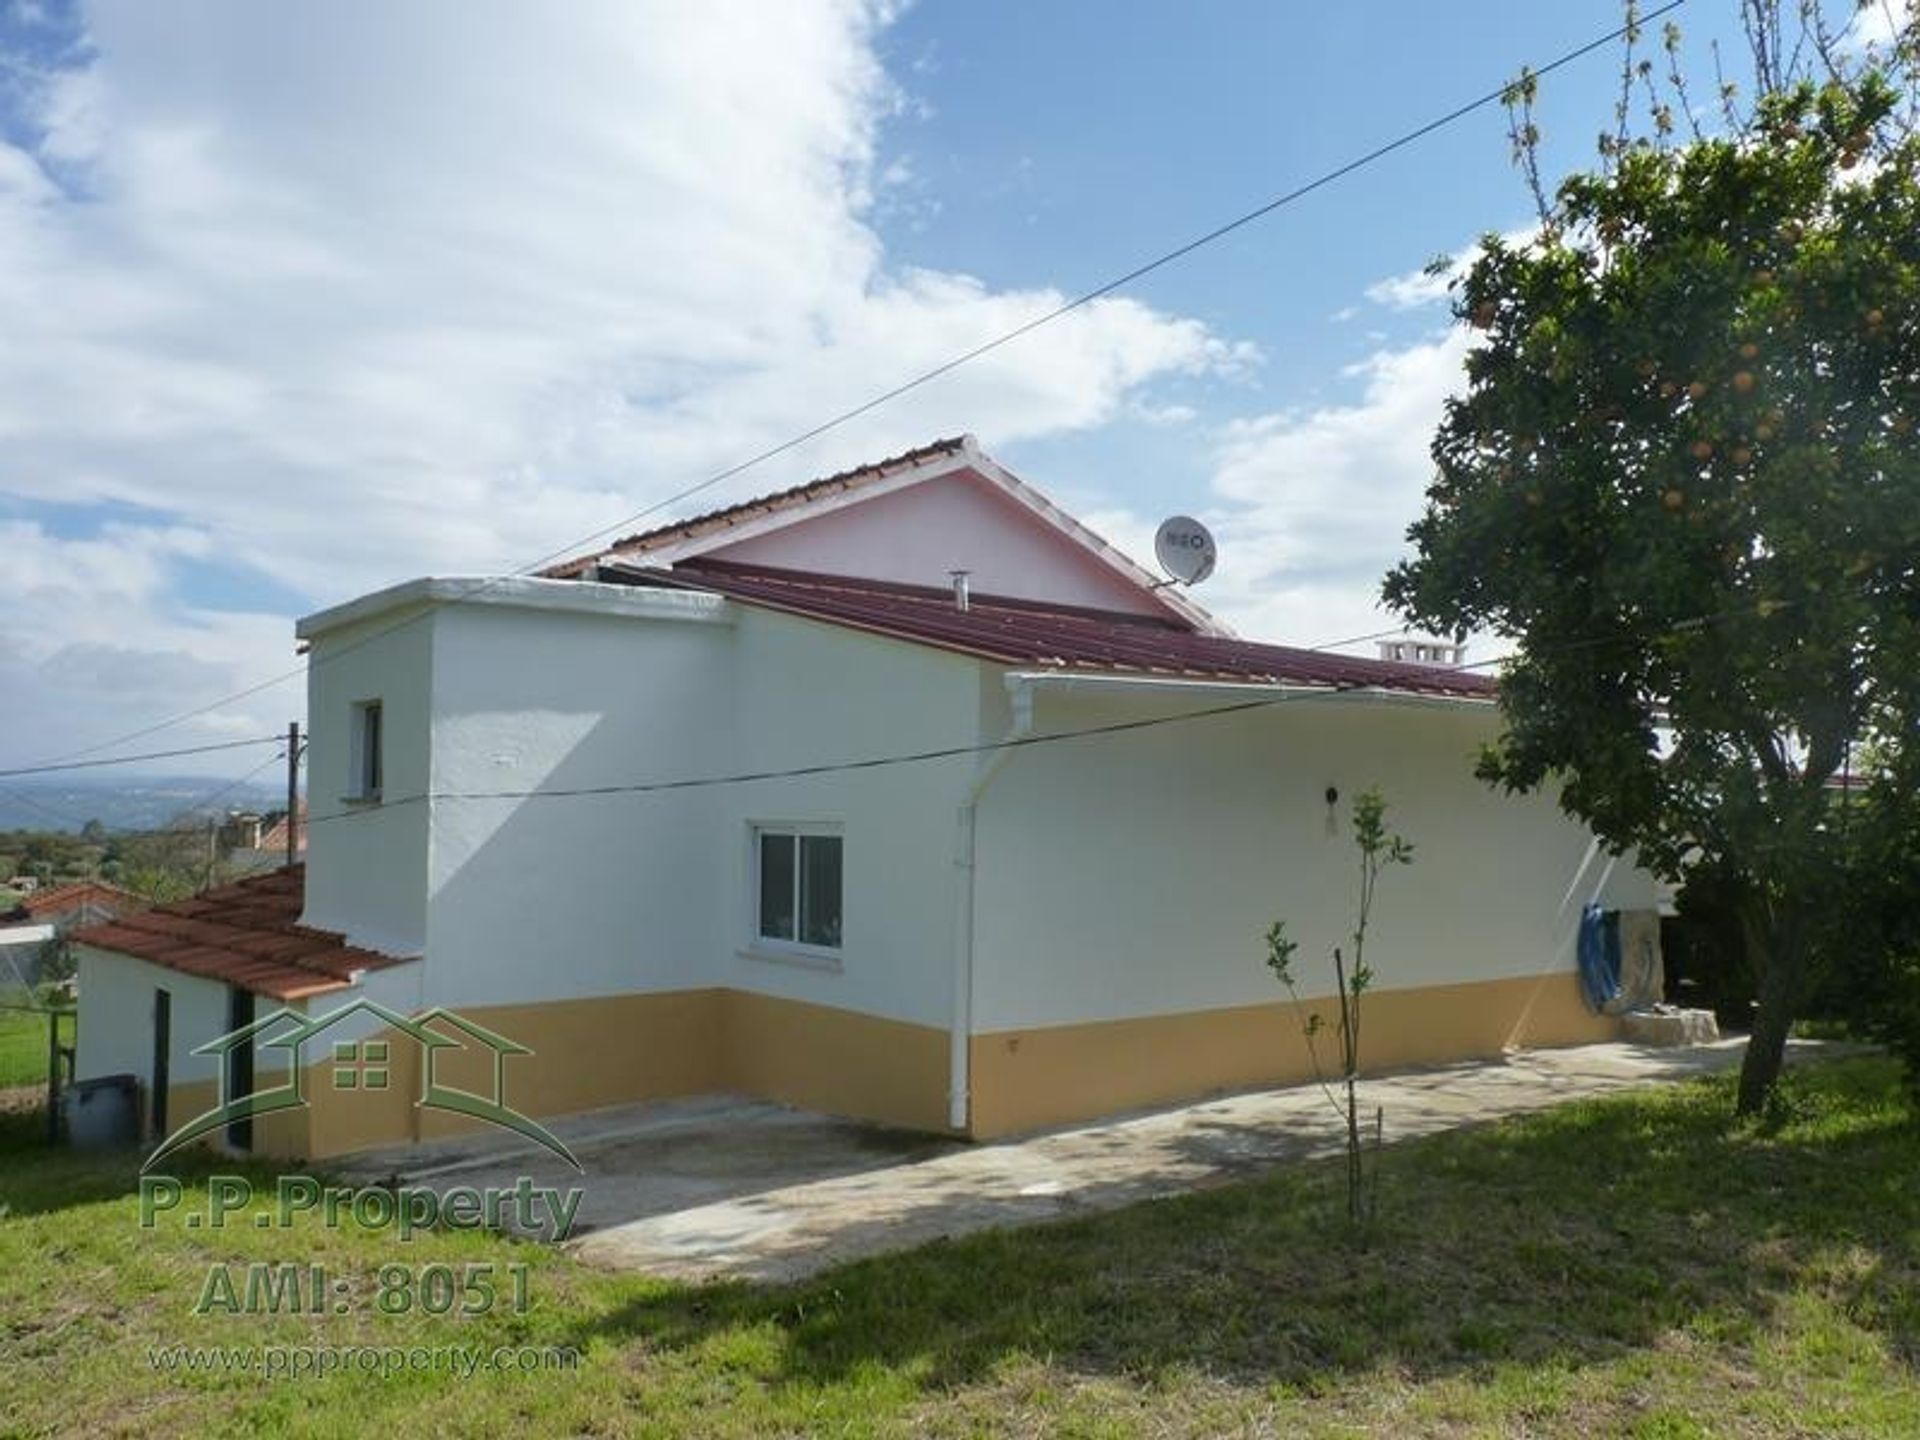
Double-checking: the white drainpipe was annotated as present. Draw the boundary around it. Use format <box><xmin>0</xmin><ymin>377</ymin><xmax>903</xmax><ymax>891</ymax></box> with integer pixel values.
<box><xmin>950</xmin><ymin>675</ymin><xmax>1034</xmax><ymax>1133</ymax></box>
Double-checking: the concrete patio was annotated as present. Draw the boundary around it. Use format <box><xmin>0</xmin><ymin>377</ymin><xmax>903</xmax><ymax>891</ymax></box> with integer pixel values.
<box><xmin>335</xmin><ymin>1036</ymin><xmax>1834</xmax><ymax>1285</ymax></box>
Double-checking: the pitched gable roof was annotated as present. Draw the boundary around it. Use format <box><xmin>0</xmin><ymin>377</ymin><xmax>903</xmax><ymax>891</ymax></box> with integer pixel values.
<box><xmin>17</xmin><ymin>879</ymin><xmax>141</xmax><ymax>922</ymax></box>
<box><xmin>544</xmin><ymin>435</ymin><xmax>1226</xmax><ymax>635</ymax></box>
<box><xmin>543</xmin><ymin>437</ymin><xmax>972</xmax><ymax>575</ymax></box>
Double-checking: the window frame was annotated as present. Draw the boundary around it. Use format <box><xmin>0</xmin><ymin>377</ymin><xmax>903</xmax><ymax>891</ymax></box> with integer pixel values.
<box><xmin>346</xmin><ymin>698</ymin><xmax>384</xmax><ymax>805</ymax></box>
<box><xmin>745</xmin><ymin>821</ymin><xmax>844</xmax><ymax>966</ymax></box>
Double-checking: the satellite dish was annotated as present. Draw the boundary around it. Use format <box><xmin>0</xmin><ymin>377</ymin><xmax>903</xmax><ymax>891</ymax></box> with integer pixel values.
<box><xmin>1153</xmin><ymin>515</ymin><xmax>1217</xmax><ymax>586</ymax></box>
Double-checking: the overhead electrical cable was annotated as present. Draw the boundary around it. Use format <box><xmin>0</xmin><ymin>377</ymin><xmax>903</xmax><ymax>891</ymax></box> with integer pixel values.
<box><xmin>13</xmin><ymin>0</ymin><xmax>1684</xmax><ymax>774</ymax></box>
<box><xmin>305</xmin><ymin>588</ymin><xmax>1773</xmax><ymax>827</ymax></box>
<box><xmin>0</xmin><ymin>736</ymin><xmax>284</xmax><ymax>781</ymax></box>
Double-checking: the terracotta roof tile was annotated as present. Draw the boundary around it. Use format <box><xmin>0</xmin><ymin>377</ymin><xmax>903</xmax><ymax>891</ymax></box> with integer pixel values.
<box><xmin>614</xmin><ymin>560</ymin><xmax>1497</xmax><ymax>700</ymax></box>
<box><xmin>253</xmin><ymin>801</ymin><xmax>307</xmax><ymax>857</ymax></box>
<box><xmin>19</xmin><ymin>880</ymin><xmax>142</xmax><ymax>920</ymax></box>
<box><xmin>71</xmin><ymin>865</ymin><xmax>414</xmax><ymax>1002</ymax></box>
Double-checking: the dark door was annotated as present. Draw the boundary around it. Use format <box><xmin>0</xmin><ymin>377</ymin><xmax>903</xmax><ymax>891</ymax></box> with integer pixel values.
<box><xmin>151</xmin><ymin>989</ymin><xmax>171</xmax><ymax>1138</ymax></box>
<box><xmin>225</xmin><ymin>986</ymin><xmax>255</xmax><ymax>1151</ymax></box>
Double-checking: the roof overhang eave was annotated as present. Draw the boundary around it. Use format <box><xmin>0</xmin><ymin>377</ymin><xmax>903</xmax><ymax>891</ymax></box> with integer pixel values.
<box><xmin>296</xmin><ymin>574</ymin><xmax>733</xmax><ymax>642</ymax></box>
<box><xmin>1001</xmin><ymin>669</ymin><xmax>1497</xmax><ymax>709</ymax></box>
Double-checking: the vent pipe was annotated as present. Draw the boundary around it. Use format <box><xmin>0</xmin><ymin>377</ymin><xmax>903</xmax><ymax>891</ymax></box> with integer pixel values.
<box><xmin>949</xmin><ymin>570</ymin><xmax>971</xmax><ymax>613</ymax></box>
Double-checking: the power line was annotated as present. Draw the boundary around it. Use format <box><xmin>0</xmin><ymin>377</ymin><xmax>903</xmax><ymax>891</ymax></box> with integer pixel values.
<box><xmin>171</xmin><ymin>751</ymin><xmax>290</xmax><ymax>822</ymax></box>
<box><xmin>18</xmin><ymin>756</ymin><xmax>283</xmax><ymax>838</ymax></box>
<box><xmin>304</xmin><ymin>689</ymin><xmax>1342</xmax><ymax>824</ymax></box>
<box><xmin>301</xmin><ymin>586</ymin><xmax>1786</xmax><ymax>829</ymax></box>
<box><xmin>1305</xmin><ymin>624</ymin><xmax>1417</xmax><ymax>653</ymax></box>
<box><xmin>103</xmin><ymin>752</ymin><xmax>290</xmax><ymax>840</ymax></box>
<box><xmin>19</xmin><ymin>672</ymin><xmax>317</xmax><ymax>774</ymax></box>
<box><xmin>512</xmin><ymin>4</ymin><xmax>1685</xmax><ymax>578</ymax></box>
<box><xmin>306</xmin><ymin>657</ymin><xmax>1515</xmax><ymax>829</ymax></box>
<box><xmin>0</xmin><ymin>736</ymin><xmax>284</xmax><ymax>781</ymax></box>
<box><xmin>0</xmin><ymin>784</ymin><xmax>99</xmax><ymax>833</ymax></box>
<box><xmin>13</xmin><ymin>0</ymin><xmax>1684</xmax><ymax>775</ymax></box>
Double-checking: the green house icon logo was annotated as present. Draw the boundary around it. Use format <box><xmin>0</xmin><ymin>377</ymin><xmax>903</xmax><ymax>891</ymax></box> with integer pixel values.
<box><xmin>143</xmin><ymin>1000</ymin><xmax>580</xmax><ymax>1172</ymax></box>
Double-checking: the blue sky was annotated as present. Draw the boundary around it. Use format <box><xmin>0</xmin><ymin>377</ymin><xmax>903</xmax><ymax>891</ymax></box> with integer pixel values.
<box><xmin>0</xmin><ymin>0</ymin><xmax>1766</xmax><ymax>773</ymax></box>
<box><xmin>868</xmin><ymin>1</ymin><xmax>1748</xmax><ymax>506</ymax></box>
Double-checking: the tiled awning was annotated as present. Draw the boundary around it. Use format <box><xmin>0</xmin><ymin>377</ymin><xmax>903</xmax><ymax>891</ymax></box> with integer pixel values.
<box><xmin>72</xmin><ymin>865</ymin><xmax>415</xmax><ymax>1001</ymax></box>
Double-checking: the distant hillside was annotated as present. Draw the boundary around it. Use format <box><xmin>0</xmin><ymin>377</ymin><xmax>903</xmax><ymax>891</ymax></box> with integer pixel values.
<box><xmin>0</xmin><ymin>775</ymin><xmax>292</xmax><ymax>834</ymax></box>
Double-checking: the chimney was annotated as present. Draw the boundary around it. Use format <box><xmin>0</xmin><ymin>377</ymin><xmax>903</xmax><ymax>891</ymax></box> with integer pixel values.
<box><xmin>949</xmin><ymin>570</ymin><xmax>971</xmax><ymax>613</ymax></box>
<box><xmin>1377</xmin><ymin>636</ymin><xmax>1466</xmax><ymax>668</ymax></box>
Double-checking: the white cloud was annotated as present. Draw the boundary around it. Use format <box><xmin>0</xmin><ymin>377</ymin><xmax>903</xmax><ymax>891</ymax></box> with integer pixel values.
<box><xmin>1849</xmin><ymin>0</ymin><xmax>1915</xmax><ymax>51</ymax></box>
<box><xmin>1202</xmin><ymin>330</ymin><xmax>1470</xmax><ymax>647</ymax></box>
<box><xmin>0</xmin><ymin>520</ymin><xmax>293</xmax><ymax>755</ymax></box>
<box><xmin>0</xmin><ymin>0</ymin><xmax>1249</xmax><ymax>770</ymax></box>
<box><xmin>1363</xmin><ymin>265</ymin><xmax>1452</xmax><ymax>311</ymax></box>
<box><xmin>1085</xmin><ymin>328</ymin><xmax>1472</xmax><ymax>651</ymax></box>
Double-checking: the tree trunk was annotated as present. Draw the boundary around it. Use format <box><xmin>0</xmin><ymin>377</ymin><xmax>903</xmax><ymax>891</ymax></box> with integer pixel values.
<box><xmin>1735</xmin><ymin>904</ymin><xmax>1806</xmax><ymax>1116</ymax></box>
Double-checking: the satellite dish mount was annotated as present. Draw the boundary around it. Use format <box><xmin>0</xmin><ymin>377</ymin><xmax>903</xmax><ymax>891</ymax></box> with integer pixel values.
<box><xmin>1152</xmin><ymin>515</ymin><xmax>1217</xmax><ymax>588</ymax></box>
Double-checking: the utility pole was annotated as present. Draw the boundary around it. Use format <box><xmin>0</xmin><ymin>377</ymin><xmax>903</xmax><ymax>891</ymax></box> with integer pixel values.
<box><xmin>286</xmin><ymin>720</ymin><xmax>301</xmax><ymax>869</ymax></box>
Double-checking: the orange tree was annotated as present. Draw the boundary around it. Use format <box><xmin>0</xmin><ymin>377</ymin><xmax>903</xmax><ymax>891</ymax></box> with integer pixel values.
<box><xmin>1384</xmin><ymin>63</ymin><xmax>1920</xmax><ymax>1114</ymax></box>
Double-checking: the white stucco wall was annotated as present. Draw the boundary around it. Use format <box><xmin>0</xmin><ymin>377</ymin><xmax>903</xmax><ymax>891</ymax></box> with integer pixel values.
<box><xmin>76</xmin><ymin>948</ymin><xmax>223</xmax><ymax>1091</ymax></box>
<box><xmin>411</xmin><ymin>595</ymin><xmax>978</xmax><ymax>1029</ymax></box>
<box><xmin>74</xmin><ymin>946</ymin><xmax>291</xmax><ymax>1092</ymax></box>
<box><xmin>969</xmin><ymin>686</ymin><xmax>1659</xmax><ymax>1032</ymax></box>
<box><xmin>713</xmin><ymin>606</ymin><xmax>980</xmax><ymax>1028</ymax></box>
<box><xmin>418</xmin><ymin>587</ymin><xmax>736</xmax><ymax>1006</ymax></box>
<box><xmin>296</xmin><ymin>577</ymin><xmax>981</xmax><ymax>1029</ymax></box>
<box><xmin>302</xmin><ymin>598</ymin><xmax>435</xmax><ymax>956</ymax></box>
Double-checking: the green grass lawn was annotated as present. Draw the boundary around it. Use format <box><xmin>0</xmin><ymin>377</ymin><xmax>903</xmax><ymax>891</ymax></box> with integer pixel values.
<box><xmin>0</xmin><ymin>1003</ymin><xmax>60</xmax><ymax>1091</ymax></box>
<box><xmin>2</xmin><ymin>1058</ymin><xmax>1917</xmax><ymax>1438</ymax></box>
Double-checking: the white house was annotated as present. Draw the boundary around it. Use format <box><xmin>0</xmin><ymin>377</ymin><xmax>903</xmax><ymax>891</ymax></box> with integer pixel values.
<box><xmin>74</xmin><ymin>435</ymin><xmax>1657</xmax><ymax>1158</ymax></box>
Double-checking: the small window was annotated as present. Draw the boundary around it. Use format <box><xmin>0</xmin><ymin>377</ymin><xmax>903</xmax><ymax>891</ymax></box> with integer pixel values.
<box><xmin>349</xmin><ymin>699</ymin><xmax>383</xmax><ymax>801</ymax></box>
<box><xmin>754</xmin><ymin>827</ymin><xmax>842</xmax><ymax>952</ymax></box>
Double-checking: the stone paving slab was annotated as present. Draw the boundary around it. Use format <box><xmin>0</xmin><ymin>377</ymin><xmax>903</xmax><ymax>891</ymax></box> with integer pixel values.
<box><xmin>559</xmin><ymin>1037</ymin><xmax>1837</xmax><ymax>1284</ymax></box>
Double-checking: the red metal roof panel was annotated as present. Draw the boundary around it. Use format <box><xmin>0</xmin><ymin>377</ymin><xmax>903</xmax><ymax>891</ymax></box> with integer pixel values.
<box><xmin>619</xmin><ymin>560</ymin><xmax>1496</xmax><ymax>700</ymax></box>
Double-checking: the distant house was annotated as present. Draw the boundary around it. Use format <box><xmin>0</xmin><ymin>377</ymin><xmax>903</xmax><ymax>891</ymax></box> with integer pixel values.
<box><xmin>220</xmin><ymin>812</ymin><xmax>265</xmax><ymax>852</ymax></box>
<box><xmin>227</xmin><ymin>803</ymin><xmax>307</xmax><ymax>875</ymax></box>
<box><xmin>74</xmin><ymin>435</ymin><xmax>1658</xmax><ymax>1159</ymax></box>
<box><xmin>2</xmin><ymin>879</ymin><xmax>141</xmax><ymax>990</ymax></box>
<box><xmin>8</xmin><ymin>880</ymin><xmax>141</xmax><ymax>933</ymax></box>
